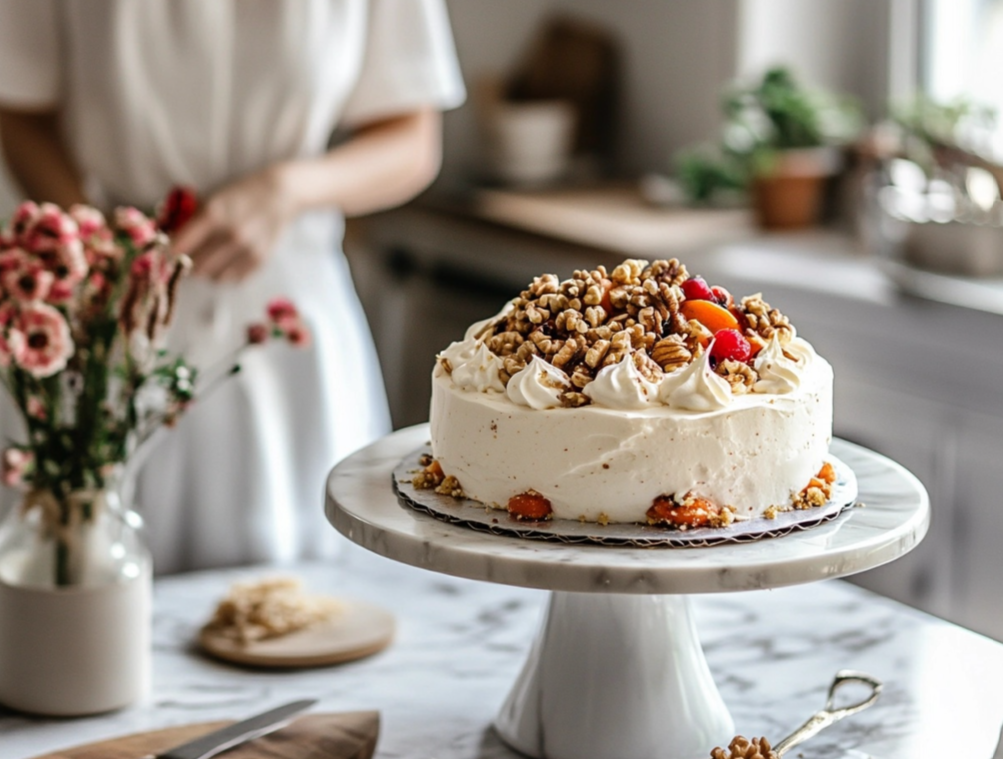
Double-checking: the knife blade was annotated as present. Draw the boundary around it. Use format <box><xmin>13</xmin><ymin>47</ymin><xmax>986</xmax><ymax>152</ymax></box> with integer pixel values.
<box><xmin>154</xmin><ymin>699</ymin><xmax>317</xmax><ymax>759</ymax></box>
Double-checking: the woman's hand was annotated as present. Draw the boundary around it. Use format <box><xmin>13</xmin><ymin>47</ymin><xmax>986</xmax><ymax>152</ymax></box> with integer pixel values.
<box><xmin>172</xmin><ymin>166</ymin><xmax>297</xmax><ymax>283</ymax></box>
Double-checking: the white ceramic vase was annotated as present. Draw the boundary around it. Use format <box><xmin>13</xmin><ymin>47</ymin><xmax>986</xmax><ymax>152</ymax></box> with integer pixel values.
<box><xmin>0</xmin><ymin>487</ymin><xmax>151</xmax><ymax>716</ymax></box>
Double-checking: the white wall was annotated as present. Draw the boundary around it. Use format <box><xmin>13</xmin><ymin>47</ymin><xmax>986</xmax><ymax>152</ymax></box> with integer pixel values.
<box><xmin>737</xmin><ymin>0</ymin><xmax>891</xmax><ymax>117</ymax></box>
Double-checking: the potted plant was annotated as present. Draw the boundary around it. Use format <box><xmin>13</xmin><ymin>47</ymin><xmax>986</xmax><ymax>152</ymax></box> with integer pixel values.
<box><xmin>0</xmin><ymin>194</ymin><xmax>309</xmax><ymax>716</ymax></box>
<box><xmin>677</xmin><ymin>67</ymin><xmax>862</xmax><ymax>229</ymax></box>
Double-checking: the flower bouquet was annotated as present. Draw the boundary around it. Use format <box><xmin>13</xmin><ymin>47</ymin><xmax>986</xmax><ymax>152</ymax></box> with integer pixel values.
<box><xmin>0</xmin><ymin>196</ymin><xmax>308</xmax><ymax>588</ymax></box>
<box><xmin>0</xmin><ymin>194</ymin><xmax>309</xmax><ymax>716</ymax></box>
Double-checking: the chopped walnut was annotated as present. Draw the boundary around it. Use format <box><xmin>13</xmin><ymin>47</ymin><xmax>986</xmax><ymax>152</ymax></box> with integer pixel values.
<box><xmin>651</xmin><ymin>335</ymin><xmax>691</xmax><ymax>372</ymax></box>
<box><xmin>435</xmin><ymin>475</ymin><xmax>465</xmax><ymax>499</ymax></box>
<box><xmin>560</xmin><ymin>390</ymin><xmax>591</xmax><ymax>408</ymax></box>
<box><xmin>710</xmin><ymin>735</ymin><xmax>778</xmax><ymax>759</ymax></box>
<box><xmin>717</xmin><ymin>359</ymin><xmax>757</xmax><ymax>394</ymax></box>
<box><xmin>412</xmin><ymin>460</ymin><xmax>445</xmax><ymax>490</ymax></box>
<box><xmin>793</xmin><ymin>485</ymin><xmax>828</xmax><ymax>510</ymax></box>
<box><xmin>791</xmin><ymin>465</ymin><xmax>835</xmax><ymax>510</ymax></box>
<box><xmin>740</xmin><ymin>293</ymin><xmax>794</xmax><ymax>344</ymax></box>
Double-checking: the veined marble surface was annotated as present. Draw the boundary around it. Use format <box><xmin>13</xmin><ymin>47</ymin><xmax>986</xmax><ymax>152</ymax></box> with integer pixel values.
<box><xmin>3</xmin><ymin>547</ymin><xmax>1003</xmax><ymax>759</ymax></box>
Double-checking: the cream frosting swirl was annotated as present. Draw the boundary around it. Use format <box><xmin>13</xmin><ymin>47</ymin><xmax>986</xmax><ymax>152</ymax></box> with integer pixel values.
<box><xmin>753</xmin><ymin>334</ymin><xmax>802</xmax><ymax>394</ymax></box>
<box><xmin>436</xmin><ymin>337</ymin><xmax>480</xmax><ymax>378</ymax></box>
<box><xmin>783</xmin><ymin>336</ymin><xmax>816</xmax><ymax>365</ymax></box>
<box><xmin>450</xmin><ymin>342</ymin><xmax>506</xmax><ymax>393</ymax></box>
<box><xmin>658</xmin><ymin>349</ymin><xmax>732</xmax><ymax>411</ymax></box>
<box><xmin>583</xmin><ymin>354</ymin><xmax>659</xmax><ymax>409</ymax></box>
<box><xmin>506</xmin><ymin>355</ymin><xmax>571</xmax><ymax>409</ymax></box>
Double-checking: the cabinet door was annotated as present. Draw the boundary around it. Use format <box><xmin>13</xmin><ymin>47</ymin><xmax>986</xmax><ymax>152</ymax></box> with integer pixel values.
<box><xmin>953</xmin><ymin>411</ymin><xmax>1003</xmax><ymax>640</ymax></box>
<box><xmin>834</xmin><ymin>375</ymin><xmax>955</xmax><ymax>618</ymax></box>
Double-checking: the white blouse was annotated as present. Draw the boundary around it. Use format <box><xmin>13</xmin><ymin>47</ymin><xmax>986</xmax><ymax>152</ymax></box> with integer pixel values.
<box><xmin>0</xmin><ymin>0</ymin><xmax>465</xmax><ymax>573</ymax></box>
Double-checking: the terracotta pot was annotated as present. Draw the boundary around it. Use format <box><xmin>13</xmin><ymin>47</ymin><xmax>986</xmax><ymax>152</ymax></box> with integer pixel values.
<box><xmin>751</xmin><ymin>147</ymin><xmax>840</xmax><ymax>230</ymax></box>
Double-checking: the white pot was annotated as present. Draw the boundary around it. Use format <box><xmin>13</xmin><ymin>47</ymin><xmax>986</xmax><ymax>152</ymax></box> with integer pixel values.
<box><xmin>0</xmin><ymin>564</ymin><xmax>151</xmax><ymax>716</ymax></box>
<box><xmin>483</xmin><ymin>99</ymin><xmax>576</xmax><ymax>186</ymax></box>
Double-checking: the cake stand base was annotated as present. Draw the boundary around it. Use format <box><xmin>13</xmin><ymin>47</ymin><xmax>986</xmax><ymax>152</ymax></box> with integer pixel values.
<box><xmin>495</xmin><ymin>592</ymin><xmax>734</xmax><ymax>759</ymax></box>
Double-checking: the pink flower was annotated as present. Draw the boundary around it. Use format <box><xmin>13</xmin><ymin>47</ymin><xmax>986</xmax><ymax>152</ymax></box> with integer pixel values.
<box><xmin>0</xmin><ymin>303</ymin><xmax>16</xmax><ymax>367</ymax></box>
<box><xmin>131</xmin><ymin>250</ymin><xmax>156</xmax><ymax>278</ymax></box>
<box><xmin>9</xmin><ymin>303</ymin><xmax>74</xmax><ymax>378</ymax></box>
<box><xmin>1</xmin><ymin>448</ymin><xmax>32</xmax><ymax>488</ymax></box>
<box><xmin>2</xmin><ymin>258</ymin><xmax>54</xmax><ymax>302</ymax></box>
<box><xmin>266</xmin><ymin>297</ymin><xmax>299</xmax><ymax>328</ymax></box>
<box><xmin>115</xmin><ymin>207</ymin><xmax>158</xmax><ymax>248</ymax></box>
<box><xmin>0</xmin><ymin>247</ymin><xmax>27</xmax><ymax>274</ymax></box>
<box><xmin>68</xmin><ymin>205</ymin><xmax>107</xmax><ymax>239</ymax></box>
<box><xmin>22</xmin><ymin>203</ymin><xmax>79</xmax><ymax>253</ymax></box>
<box><xmin>247</xmin><ymin>322</ymin><xmax>269</xmax><ymax>345</ymax></box>
<box><xmin>26</xmin><ymin>396</ymin><xmax>47</xmax><ymax>421</ymax></box>
<box><xmin>9</xmin><ymin>202</ymin><xmax>40</xmax><ymax>243</ymax></box>
<box><xmin>285</xmin><ymin>323</ymin><xmax>311</xmax><ymax>347</ymax></box>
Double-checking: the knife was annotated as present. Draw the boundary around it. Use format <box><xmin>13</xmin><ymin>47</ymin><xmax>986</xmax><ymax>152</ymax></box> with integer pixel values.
<box><xmin>152</xmin><ymin>699</ymin><xmax>317</xmax><ymax>759</ymax></box>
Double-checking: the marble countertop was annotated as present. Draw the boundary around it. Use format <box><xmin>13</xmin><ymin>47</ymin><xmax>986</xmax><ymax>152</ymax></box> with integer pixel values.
<box><xmin>3</xmin><ymin>544</ymin><xmax>1003</xmax><ymax>759</ymax></box>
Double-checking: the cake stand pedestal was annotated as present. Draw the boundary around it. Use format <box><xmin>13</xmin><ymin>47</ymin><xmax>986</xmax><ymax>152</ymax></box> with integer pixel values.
<box><xmin>326</xmin><ymin>425</ymin><xmax>929</xmax><ymax>759</ymax></box>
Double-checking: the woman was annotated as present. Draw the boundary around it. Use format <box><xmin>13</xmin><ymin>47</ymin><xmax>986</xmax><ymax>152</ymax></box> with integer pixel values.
<box><xmin>0</xmin><ymin>1</ymin><xmax>465</xmax><ymax>573</ymax></box>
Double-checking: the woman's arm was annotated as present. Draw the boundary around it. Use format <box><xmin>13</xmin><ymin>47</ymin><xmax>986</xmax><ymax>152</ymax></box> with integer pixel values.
<box><xmin>175</xmin><ymin>108</ymin><xmax>443</xmax><ymax>281</ymax></box>
<box><xmin>0</xmin><ymin>107</ymin><xmax>87</xmax><ymax>208</ymax></box>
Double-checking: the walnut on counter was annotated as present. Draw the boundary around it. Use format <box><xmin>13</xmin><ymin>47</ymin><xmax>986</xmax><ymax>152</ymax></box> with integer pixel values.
<box><xmin>710</xmin><ymin>735</ymin><xmax>778</xmax><ymax>759</ymax></box>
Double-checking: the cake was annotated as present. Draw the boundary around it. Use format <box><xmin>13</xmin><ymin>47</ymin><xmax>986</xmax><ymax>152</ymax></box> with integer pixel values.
<box><xmin>419</xmin><ymin>258</ymin><xmax>834</xmax><ymax>529</ymax></box>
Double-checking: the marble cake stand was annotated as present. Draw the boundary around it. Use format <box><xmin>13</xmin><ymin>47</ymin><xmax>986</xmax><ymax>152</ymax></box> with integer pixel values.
<box><xmin>326</xmin><ymin>425</ymin><xmax>929</xmax><ymax>759</ymax></box>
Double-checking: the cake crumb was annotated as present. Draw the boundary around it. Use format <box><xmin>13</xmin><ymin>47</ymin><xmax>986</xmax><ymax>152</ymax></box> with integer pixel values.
<box><xmin>597</xmin><ymin>512</ymin><xmax>610</xmax><ymax>526</ymax></box>
<box><xmin>763</xmin><ymin>505</ymin><xmax>780</xmax><ymax>520</ymax></box>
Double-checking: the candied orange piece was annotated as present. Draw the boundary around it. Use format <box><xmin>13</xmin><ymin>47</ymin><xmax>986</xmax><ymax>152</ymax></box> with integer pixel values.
<box><xmin>508</xmin><ymin>491</ymin><xmax>553</xmax><ymax>521</ymax></box>
<box><xmin>426</xmin><ymin>460</ymin><xmax>444</xmax><ymax>478</ymax></box>
<box><xmin>680</xmin><ymin>299</ymin><xmax>740</xmax><ymax>335</ymax></box>
<box><xmin>647</xmin><ymin>495</ymin><xmax>719</xmax><ymax>528</ymax></box>
<box><xmin>817</xmin><ymin>461</ymin><xmax>836</xmax><ymax>484</ymax></box>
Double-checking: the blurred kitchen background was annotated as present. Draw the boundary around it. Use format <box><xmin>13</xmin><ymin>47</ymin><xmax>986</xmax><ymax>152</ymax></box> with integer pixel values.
<box><xmin>3</xmin><ymin>1</ymin><xmax>1002</xmax><ymax>637</ymax></box>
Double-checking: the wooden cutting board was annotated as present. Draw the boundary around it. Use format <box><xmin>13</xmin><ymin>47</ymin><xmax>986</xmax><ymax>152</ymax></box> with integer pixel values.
<box><xmin>27</xmin><ymin>711</ymin><xmax>379</xmax><ymax>759</ymax></box>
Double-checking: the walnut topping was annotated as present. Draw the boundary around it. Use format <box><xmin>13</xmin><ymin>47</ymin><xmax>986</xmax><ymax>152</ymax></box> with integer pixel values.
<box><xmin>477</xmin><ymin>260</ymin><xmax>796</xmax><ymax>405</ymax></box>
<box><xmin>740</xmin><ymin>293</ymin><xmax>794</xmax><ymax>344</ymax></box>
<box><xmin>710</xmin><ymin>736</ymin><xmax>778</xmax><ymax>759</ymax></box>
<box><xmin>651</xmin><ymin>335</ymin><xmax>691</xmax><ymax>372</ymax></box>
<box><xmin>717</xmin><ymin>358</ymin><xmax>757</xmax><ymax>394</ymax></box>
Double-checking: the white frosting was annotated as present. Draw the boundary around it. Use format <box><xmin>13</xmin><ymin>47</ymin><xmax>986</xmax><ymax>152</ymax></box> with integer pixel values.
<box><xmin>506</xmin><ymin>355</ymin><xmax>570</xmax><ymax>410</ymax></box>
<box><xmin>753</xmin><ymin>334</ymin><xmax>803</xmax><ymax>394</ymax></box>
<box><xmin>450</xmin><ymin>343</ymin><xmax>506</xmax><ymax>393</ymax></box>
<box><xmin>583</xmin><ymin>355</ymin><xmax>659</xmax><ymax>409</ymax></box>
<box><xmin>430</xmin><ymin>349</ymin><xmax>833</xmax><ymax>522</ymax></box>
<box><xmin>658</xmin><ymin>349</ymin><xmax>732</xmax><ymax>411</ymax></box>
<box><xmin>435</xmin><ymin>338</ymin><xmax>480</xmax><ymax>378</ymax></box>
<box><xmin>784</xmin><ymin>336</ymin><xmax>816</xmax><ymax>365</ymax></box>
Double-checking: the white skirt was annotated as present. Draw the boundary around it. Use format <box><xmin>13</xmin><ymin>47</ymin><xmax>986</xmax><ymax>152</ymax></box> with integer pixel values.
<box><xmin>136</xmin><ymin>210</ymin><xmax>390</xmax><ymax>574</ymax></box>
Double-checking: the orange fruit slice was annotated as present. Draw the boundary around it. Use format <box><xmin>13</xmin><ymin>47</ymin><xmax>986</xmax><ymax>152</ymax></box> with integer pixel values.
<box><xmin>680</xmin><ymin>299</ymin><xmax>740</xmax><ymax>334</ymax></box>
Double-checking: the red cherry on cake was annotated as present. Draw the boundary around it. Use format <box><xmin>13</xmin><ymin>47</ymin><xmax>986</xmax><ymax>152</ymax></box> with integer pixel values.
<box><xmin>711</xmin><ymin>285</ymin><xmax>733</xmax><ymax>308</ymax></box>
<box><xmin>709</xmin><ymin>328</ymin><xmax>752</xmax><ymax>363</ymax></box>
<box><xmin>681</xmin><ymin>276</ymin><xmax>714</xmax><ymax>302</ymax></box>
